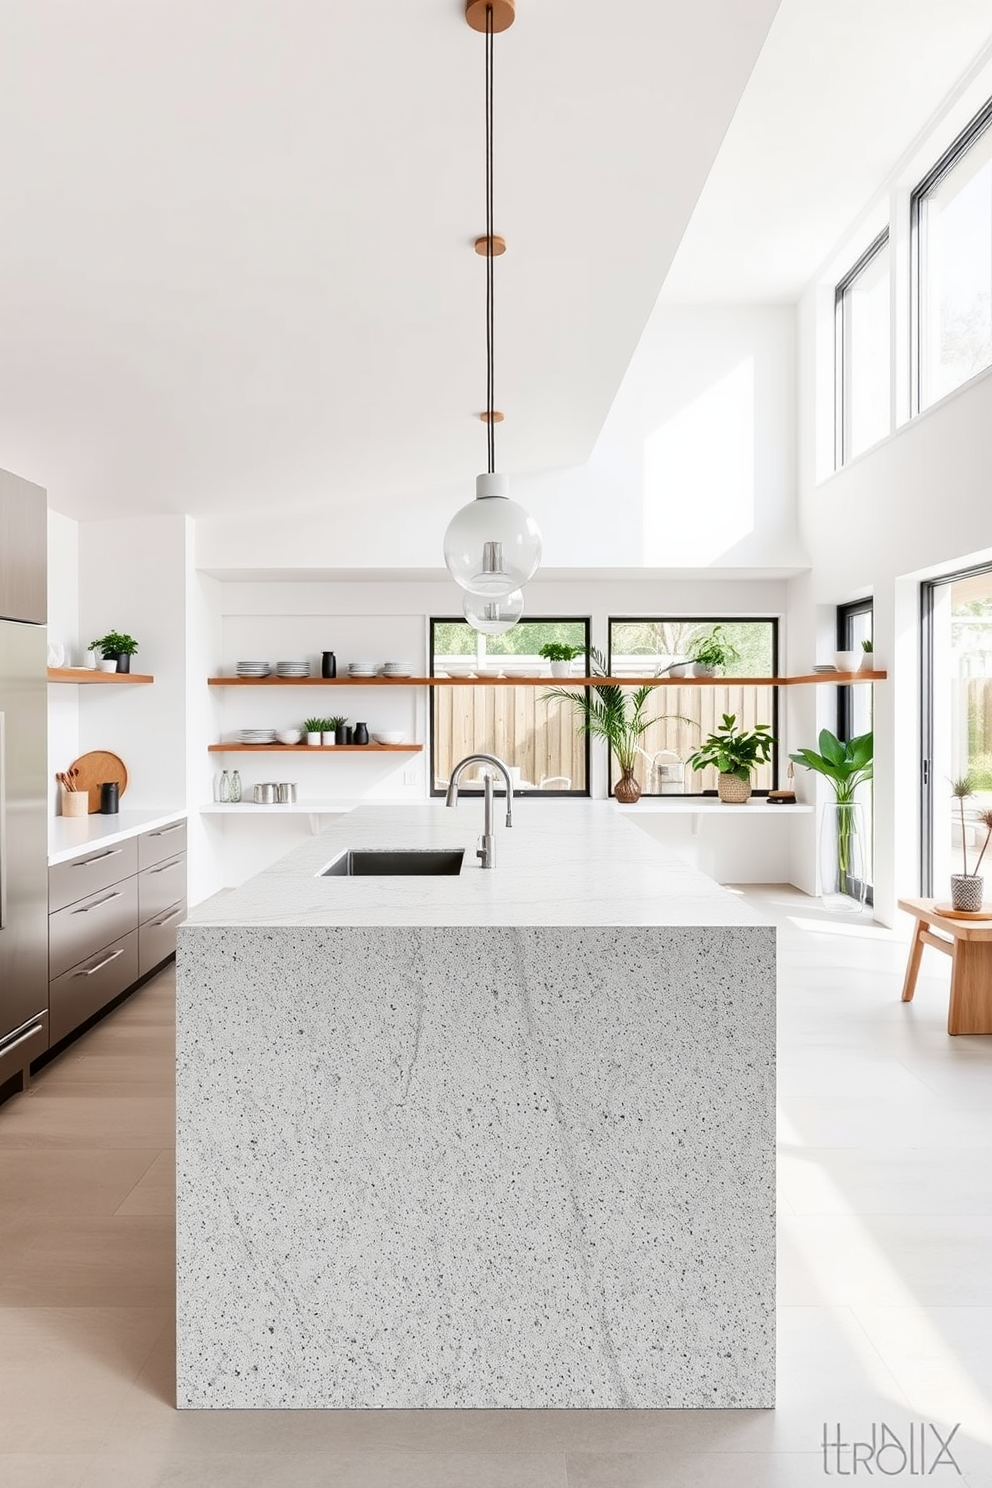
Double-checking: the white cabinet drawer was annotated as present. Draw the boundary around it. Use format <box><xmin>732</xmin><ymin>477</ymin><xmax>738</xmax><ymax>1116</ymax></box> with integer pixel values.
<box><xmin>139</xmin><ymin>899</ymin><xmax>186</xmax><ymax>978</ymax></box>
<box><xmin>49</xmin><ymin>838</ymin><xmax>138</xmax><ymax>913</ymax></box>
<box><xmin>138</xmin><ymin>853</ymin><xmax>187</xmax><ymax>925</ymax></box>
<box><xmin>138</xmin><ymin>819</ymin><xmax>187</xmax><ymax>870</ymax></box>
<box><xmin>49</xmin><ymin>876</ymin><xmax>138</xmax><ymax>981</ymax></box>
<box><xmin>49</xmin><ymin>931</ymin><xmax>139</xmax><ymax>1046</ymax></box>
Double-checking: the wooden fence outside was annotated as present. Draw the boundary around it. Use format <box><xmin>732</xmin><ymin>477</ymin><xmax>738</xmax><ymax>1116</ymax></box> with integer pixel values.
<box><xmin>433</xmin><ymin>683</ymin><xmax>776</xmax><ymax>793</ymax></box>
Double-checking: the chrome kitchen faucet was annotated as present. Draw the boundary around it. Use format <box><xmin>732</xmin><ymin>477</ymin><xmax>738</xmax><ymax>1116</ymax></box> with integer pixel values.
<box><xmin>445</xmin><ymin>753</ymin><xmax>514</xmax><ymax>869</ymax></box>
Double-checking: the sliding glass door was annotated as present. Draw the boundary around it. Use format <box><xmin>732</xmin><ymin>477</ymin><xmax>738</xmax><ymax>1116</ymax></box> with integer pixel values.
<box><xmin>837</xmin><ymin>600</ymin><xmax>874</xmax><ymax>903</ymax></box>
<box><xmin>921</xmin><ymin>565</ymin><xmax>992</xmax><ymax>895</ymax></box>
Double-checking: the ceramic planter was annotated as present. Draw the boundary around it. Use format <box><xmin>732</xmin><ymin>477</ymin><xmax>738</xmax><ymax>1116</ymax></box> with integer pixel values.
<box><xmin>951</xmin><ymin>874</ymin><xmax>984</xmax><ymax>912</ymax></box>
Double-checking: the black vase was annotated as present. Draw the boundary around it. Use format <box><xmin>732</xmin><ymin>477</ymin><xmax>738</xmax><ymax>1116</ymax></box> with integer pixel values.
<box><xmin>321</xmin><ymin>651</ymin><xmax>336</xmax><ymax>678</ymax></box>
<box><xmin>335</xmin><ymin>724</ymin><xmax>350</xmax><ymax>746</ymax></box>
<box><xmin>115</xmin><ymin>654</ymin><xmax>130</xmax><ymax>674</ymax></box>
<box><xmin>354</xmin><ymin>721</ymin><xmax>369</xmax><ymax>745</ymax></box>
<box><xmin>99</xmin><ymin>781</ymin><xmax>120</xmax><ymax>814</ymax></box>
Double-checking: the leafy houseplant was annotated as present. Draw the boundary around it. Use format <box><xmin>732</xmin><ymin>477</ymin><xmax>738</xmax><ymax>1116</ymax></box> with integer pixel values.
<box><xmin>89</xmin><ymin>630</ymin><xmax>139</xmax><ymax>674</ymax></box>
<box><xmin>690</xmin><ymin>625</ymin><xmax>740</xmax><ymax>678</ymax></box>
<box><xmin>539</xmin><ymin>641</ymin><xmax>585</xmax><ymax>678</ymax></box>
<box><xmin>543</xmin><ymin>648</ymin><xmax>653</xmax><ymax>802</ymax></box>
<box><xmin>789</xmin><ymin>729</ymin><xmax>872</xmax><ymax>902</ymax></box>
<box><xmin>688</xmin><ymin>714</ymin><xmax>775</xmax><ymax>804</ymax></box>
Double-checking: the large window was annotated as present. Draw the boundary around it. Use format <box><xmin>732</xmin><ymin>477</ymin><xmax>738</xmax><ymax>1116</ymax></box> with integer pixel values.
<box><xmin>836</xmin><ymin>230</ymin><xmax>891</xmax><ymax>465</ymax></box>
<box><xmin>837</xmin><ymin>599</ymin><xmax>874</xmax><ymax>904</ymax></box>
<box><xmin>914</xmin><ymin>98</ymin><xmax>992</xmax><ymax>411</ymax></box>
<box><xmin>430</xmin><ymin>618</ymin><xmax>590</xmax><ymax>795</ymax></box>
<box><xmin>607</xmin><ymin>618</ymin><xmax>778</xmax><ymax>797</ymax></box>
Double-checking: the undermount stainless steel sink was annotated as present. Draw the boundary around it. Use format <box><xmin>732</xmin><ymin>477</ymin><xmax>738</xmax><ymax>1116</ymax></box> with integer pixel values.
<box><xmin>321</xmin><ymin>849</ymin><xmax>465</xmax><ymax>877</ymax></box>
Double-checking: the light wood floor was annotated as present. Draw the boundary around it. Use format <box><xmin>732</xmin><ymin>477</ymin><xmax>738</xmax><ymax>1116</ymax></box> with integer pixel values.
<box><xmin>1</xmin><ymin>891</ymin><xmax>991</xmax><ymax>1487</ymax></box>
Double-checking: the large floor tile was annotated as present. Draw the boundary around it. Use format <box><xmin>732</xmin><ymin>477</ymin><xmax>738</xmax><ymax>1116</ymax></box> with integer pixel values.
<box><xmin>0</xmin><ymin>1094</ymin><xmax>175</xmax><ymax>1150</ymax></box>
<box><xmin>778</xmin><ymin>1145</ymin><xmax>992</xmax><ymax>1216</ymax></box>
<box><xmin>78</xmin><ymin>1450</ymin><xmax>568</xmax><ymax>1488</ymax></box>
<box><xmin>0</xmin><ymin>1148</ymin><xmax>158</xmax><ymax>1216</ymax></box>
<box><xmin>565</xmin><ymin>1450</ymin><xmax>827</xmax><ymax>1487</ymax></box>
<box><xmin>0</xmin><ymin>1214</ymin><xmax>174</xmax><ymax>1306</ymax></box>
<box><xmin>0</xmin><ymin>1456</ymin><xmax>90</xmax><ymax>1488</ymax></box>
<box><xmin>115</xmin><ymin>1149</ymin><xmax>175</xmax><ymax>1215</ymax></box>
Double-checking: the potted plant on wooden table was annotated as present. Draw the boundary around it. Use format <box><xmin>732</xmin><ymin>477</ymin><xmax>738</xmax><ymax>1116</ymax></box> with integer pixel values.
<box><xmin>948</xmin><ymin>777</ymin><xmax>992</xmax><ymax>912</ymax></box>
<box><xmin>688</xmin><ymin>713</ymin><xmax>775</xmax><ymax>803</ymax></box>
<box><xmin>543</xmin><ymin>648</ymin><xmax>653</xmax><ymax>802</ymax></box>
<box><xmin>88</xmin><ymin>631</ymin><xmax>139</xmax><ymax>674</ymax></box>
<box><xmin>789</xmin><ymin>729</ymin><xmax>872</xmax><ymax>904</ymax></box>
<box><xmin>538</xmin><ymin>641</ymin><xmax>585</xmax><ymax>678</ymax></box>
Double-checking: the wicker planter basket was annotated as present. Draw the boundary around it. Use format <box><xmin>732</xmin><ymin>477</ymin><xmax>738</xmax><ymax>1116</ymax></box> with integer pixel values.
<box><xmin>717</xmin><ymin>772</ymin><xmax>752</xmax><ymax>804</ymax></box>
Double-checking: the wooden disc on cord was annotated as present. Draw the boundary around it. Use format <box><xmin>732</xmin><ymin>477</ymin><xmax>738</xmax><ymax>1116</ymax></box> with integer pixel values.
<box><xmin>479</xmin><ymin>411</ymin><xmax>505</xmax><ymax>423</ymax></box>
<box><xmin>474</xmin><ymin>234</ymin><xmax>506</xmax><ymax>257</ymax></box>
<box><xmin>466</xmin><ymin>0</ymin><xmax>515</xmax><ymax>33</ymax></box>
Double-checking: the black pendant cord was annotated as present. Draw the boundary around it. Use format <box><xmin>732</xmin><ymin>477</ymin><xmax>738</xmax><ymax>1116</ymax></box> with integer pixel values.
<box><xmin>485</xmin><ymin>3</ymin><xmax>495</xmax><ymax>474</ymax></box>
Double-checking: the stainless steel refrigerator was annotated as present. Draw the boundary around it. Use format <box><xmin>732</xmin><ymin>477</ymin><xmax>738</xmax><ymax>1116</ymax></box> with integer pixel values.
<box><xmin>0</xmin><ymin>582</ymin><xmax>49</xmax><ymax>1092</ymax></box>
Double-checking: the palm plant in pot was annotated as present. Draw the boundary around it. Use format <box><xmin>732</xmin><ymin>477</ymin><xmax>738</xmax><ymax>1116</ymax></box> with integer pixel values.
<box><xmin>688</xmin><ymin>713</ymin><xmax>775</xmax><ymax>803</ymax></box>
<box><xmin>789</xmin><ymin>729</ymin><xmax>872</xmax><ymax>904</ymax></box>
<box><xmin>949</xmin><ymin>777</ymin><xmax>992</xmax><ymax>912</ymax></box>
<box><xmin>543</xmin><ymin>648</ymin><xmax>653</xmax><ymax>802</ymax></box>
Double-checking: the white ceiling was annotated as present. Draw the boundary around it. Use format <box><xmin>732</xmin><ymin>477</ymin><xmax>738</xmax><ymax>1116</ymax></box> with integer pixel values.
<box><xmin>0</xmin><ymin>0</ymin><xmax>778</xmax><ymax>521</ymax></box>
<box><xmin>662</xmin><ymin>0</ymin><xmax>992</xmax><ymax>302</ymax></box>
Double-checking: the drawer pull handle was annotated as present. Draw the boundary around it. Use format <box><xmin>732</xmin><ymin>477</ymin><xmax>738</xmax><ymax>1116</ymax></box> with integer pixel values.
<box><xmin>148</xmin><ymin>823</ymin><xmax>184</xmax><ymax>837</ymax></box>
<box><xmin>148</xmin><ymin>860</ymin><xmax>183</xmax><ymax>875</ymax></box>
<box><xmin>152</xmin><ymin>907</ymin><xmax>184</xmax><ymax>927</ymax></box>
<box><xmin>0</xmin><ymin>1021</ymin><xmax>44</xmax><ymax>1057</ymax></box>
<box><xmin>73</xmin><ymin>849</ymin><xmax>124</xmax><ymax>867</ymax></box>
<box><xmin>73</xmin><ymin>891</ymin><xmax>122</xmax><ymax>914</ymax></box>
<box><xmin>74</xmin><ymin>947</ymin><xmax>125</xmax><ymax>977</ymax></box>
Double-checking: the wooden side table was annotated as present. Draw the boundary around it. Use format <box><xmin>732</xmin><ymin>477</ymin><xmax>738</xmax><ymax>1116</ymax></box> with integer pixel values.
<box><xmin>898</xmin><ymin>897</ymin><xmax>992</xmax><ymax>1035</ymax></box>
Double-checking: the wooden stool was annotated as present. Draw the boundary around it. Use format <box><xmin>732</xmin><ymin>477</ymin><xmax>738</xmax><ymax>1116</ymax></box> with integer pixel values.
<box><xmin>898</xmin><ymin>897</ymin><xmax>992</xmax><ymax>1035</ymax></box>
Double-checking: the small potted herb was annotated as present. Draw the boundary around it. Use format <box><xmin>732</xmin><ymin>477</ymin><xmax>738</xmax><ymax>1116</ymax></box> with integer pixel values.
<box><xmin>88</xmin><ymin>631</ymin><xmax>139</xmax><ymax>674</ymax></box>
<box><xmin>303</xmin><ymin>716</ymin><xmax>325</xmax><ymax>747</ymax></box>
<box><xmin>324</xmin><ymin>715</ymin><xmax>347</xmax><ymax>746</ymax></box>
<box><xmin>690</xmin><ymin>625</ymin><xmax>740</xmax><ymax>678</ymax></box>
<box><xmin>538</xmin><ymin>641</ymin><xmax>585</xmax><ymax>678</ymax></box>
<box><xmin>860</xmin><ymin>638</ymin><xmax>875</xmax><ymax>672</ymax></box>
<box><xmin>689</xmin><ymin>713</ymin><xmax>775</xmax><ymax>803</ymax></box>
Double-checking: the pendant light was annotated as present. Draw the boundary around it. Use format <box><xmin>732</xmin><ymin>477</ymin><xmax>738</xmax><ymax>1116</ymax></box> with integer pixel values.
<box><xmin>443</xmin><ymin>0</ymin><xmax>542</xmax><ymax>604</ymax></box>
<box><xmin>462</xmin><ymin>587</ymin><xmax>524</xmax><ymax>634</ymax></box>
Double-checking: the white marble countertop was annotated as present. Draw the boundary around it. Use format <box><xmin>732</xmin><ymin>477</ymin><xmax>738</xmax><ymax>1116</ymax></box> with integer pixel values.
<box><xmin>49</xmin><ymin>807</ymin><xmax>186</xmax><ymax>866</ymax></box>
<box><xmin>185</xmin><ymin>800</ymin><xmax>768</xmax><ymax>929</ymax></box>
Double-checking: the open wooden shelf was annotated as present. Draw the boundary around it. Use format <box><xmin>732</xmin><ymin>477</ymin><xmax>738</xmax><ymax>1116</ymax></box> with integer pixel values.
<box><xmin>207</xmin><ymin>743</ymin><xmax>423</xmax><ymax>753</ymax></box>
<box><xmin>207</xmin><ymin>671</ymin><xmax>887</xmax><ymax>688</ymax></box>
<box><xmin>48</xmin><ymin>667</ymin><xmax>154</xmax><ymax>684</ymax></box>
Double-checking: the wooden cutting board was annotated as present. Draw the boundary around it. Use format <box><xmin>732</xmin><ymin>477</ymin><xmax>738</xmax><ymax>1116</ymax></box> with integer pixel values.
<box><xmin>933</xmin><ymin>902</ymin><xmax>992</xmax><ymax>921</ymax></box>
<box><xmin>69</xmin><ymin>750</ymin><xmax>129</xmax><ymax>814</ymax></box>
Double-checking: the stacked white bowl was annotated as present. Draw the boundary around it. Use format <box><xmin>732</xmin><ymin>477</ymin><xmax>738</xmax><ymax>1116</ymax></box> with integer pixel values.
<box><xmin>275</xmin><ymin>660</ymin><xmax>310</xmax><ymax>678</ymax></box>
<box><xmin>236</xmin><ymin>661</ymin><xmax>270</xmax><ymax>678</ymax></box>
<box><xmin>239</xmin><ymin>728</ymin><xmax>277</xmax><ymax>744</ymax></box>
<box><xmin>381</xmin><ymin>660</ymin><xmax>413</xmax><ymax>677</ymax></box>
<box><xmin>348</xmin><ymin>661</ymin><xmax>377</xmax><ymax>677</ymax></box>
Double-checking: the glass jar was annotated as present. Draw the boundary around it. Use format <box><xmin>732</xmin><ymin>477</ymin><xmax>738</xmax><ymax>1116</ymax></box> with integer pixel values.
<box><xmin>229</xmin><ymin>769</ymin><xmax>242</xmax><ymax>804</ymax></box>
<box><xmin>819</xmin><ymin>800</ymin><xmax>866</xmax><ymax>906</ymax></box>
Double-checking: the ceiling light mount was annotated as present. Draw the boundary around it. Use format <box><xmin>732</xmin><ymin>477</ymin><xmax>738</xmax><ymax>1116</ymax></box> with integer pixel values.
<box><xmin>465</xmin><ymin>0</ymin><xmax>515</xmax><ymax>34</ymax></box>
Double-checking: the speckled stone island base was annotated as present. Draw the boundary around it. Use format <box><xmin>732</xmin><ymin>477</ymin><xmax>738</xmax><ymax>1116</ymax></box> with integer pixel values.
<box><xmin>176</xmin><ymin>922</ymin><xmax>775</xmax><ymax>1408</ymax></box>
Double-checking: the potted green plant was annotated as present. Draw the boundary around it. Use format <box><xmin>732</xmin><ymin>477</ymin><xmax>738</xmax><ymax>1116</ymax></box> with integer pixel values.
<box><xmin>303</xmin><ymin>716</ymin><xmax>325</xmax><ymax>747</ymax></box>
<box><xmin>947</xmin><ymin>777</ymin><xmax>992</xmax><ymax>911</ymax></box>
<box><xmin>690</xmin><ymin>625</ymin><xmax>740</xmax><ymax>677</ymax></box>
<box><xmin>538</xmin><ymin>641</ymin><xmax>585</xmax><ymax>678</ymax></box>
<box><xmin>860</xmin><ymin>638</ymin><xmax>875</xmax><ymax>672</ymax></box>
<box><xmin>88</xmin><ymin>631</ymin><xmax>139</xmax><ymax>674</ymax></box>
<box><xmin>544</xmin><ymin>648</ymin><xmax>653</xmax><ymax>802</ymax></box>
<box><xmin>789</xmin><ymin>729</ymin><xmax>872</xmax><ymax>903</ymax></box>
<box><xmin>688</xmin><ymin>713</ymin><xmax>775</xmax><ymax>803</ymax></box>
<box><xmin>324</xmin><ymin>715</ymin><xmax>347</xmax><ymax>746</ymax></box>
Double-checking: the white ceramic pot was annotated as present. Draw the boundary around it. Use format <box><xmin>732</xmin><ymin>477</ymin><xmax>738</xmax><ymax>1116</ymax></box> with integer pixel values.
<box><xmin>549</xmin><ymin>660</ymin><xmax>571</xmax><ymax>677</ymax></box>
<box><xmin>860</xmin><ymin>651</ymin><xmax>876</xmax><ymax>671</ymax></box>
<box><xmin>834</xmin><ymin>650</ymin><xmax>859</xmax><ymax>672</ymax></box>
<box><xmin>693</xmin><ymin>663</ymin><xmax>718</xmax><ymax>678</ymax></box>
<box><xmin>98</xmin><ymin>658</ymin><xmax>118</xmax><ymax>672</ymax></box>
<box><xmin>306</xmin><ymin>732</ymin><xmax>322</xmax><ymax>746</ymax></box>
<box><xmin>322</xmin><ymin>732</ymin><xmax>337</xmax><ymax>746</ymax></box>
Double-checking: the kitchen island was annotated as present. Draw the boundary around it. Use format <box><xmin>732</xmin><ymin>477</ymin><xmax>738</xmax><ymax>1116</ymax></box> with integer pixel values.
<box><xmin>176</xmin><ymin>801</ymin><xmax>775</xmax><ymax>1409</ymax></box>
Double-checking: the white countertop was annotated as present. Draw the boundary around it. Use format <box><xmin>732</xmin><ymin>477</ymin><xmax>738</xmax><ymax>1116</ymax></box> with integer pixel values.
<box><xmin>185</xmin><ymin>800</ymin><xmax>768</xmax><ymax>929</ymax></box>
<box><xmin>49</xmin><ymin>807</ymin><xmax>186</xmax><ymax>866</ymax></box>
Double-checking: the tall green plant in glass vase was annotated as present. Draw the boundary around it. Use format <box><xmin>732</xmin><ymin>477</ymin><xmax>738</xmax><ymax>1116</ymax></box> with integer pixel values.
<box><xmin>543</xmin><ymin>648</ymin><xmax>655</xmax><ymax>803</ymax></box>
<box><xmin>789</xmin><ymin>729</ymin><xmax>872</xmax><ymax>904</ymax></box>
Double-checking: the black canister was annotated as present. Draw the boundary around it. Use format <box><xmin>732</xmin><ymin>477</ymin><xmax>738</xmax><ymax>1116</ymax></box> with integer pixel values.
<box><xmin>353</xmin><ymin>721</ymin><xmax>369</xmax><ymax>745</ymax></box>
<box><xmin>321</xmin><ymin>651</ymin><xmax>337</xmax><ymax>678</ymax></box>
<box><xmin>99</xmin><ymin>781</ymin><xmax>120</xmax><ymax>814</ymax></box>
<box><xmin>342</xmin><ymin>726</ymin><xmax>354</xmax><ymax>745</ymax></box>
<box><xmin>335</xmin><ymin>723</ymin><xmax>349</xmax><ymax>746</ymax></box>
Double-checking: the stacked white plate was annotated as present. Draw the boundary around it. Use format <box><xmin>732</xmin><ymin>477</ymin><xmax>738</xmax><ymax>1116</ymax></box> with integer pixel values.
<box><xmin>348</xmin><ymin>661</ymin><xmax>377</xmax><ymax>677</ymax></box>
<box><xmin>239</xmin><ymin>728</ymin><xmax>277</xmax><ymax>744</ymax></box>
<box><xmin>381</xmin><ymin>661</ymin><xmax>413</xmax><ymax>677</ymax></box>
<box><xmin>236</xmin><ymin>661</ymin><xmax>270</xmax><ymax>678</ymax></box>
<box><xmin>275</xmin><ymin>660</ymin><xmax>310</xmax><ymax>678</ymax></box>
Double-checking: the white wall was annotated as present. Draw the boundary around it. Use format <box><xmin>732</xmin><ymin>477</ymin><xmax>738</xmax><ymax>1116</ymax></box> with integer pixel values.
<box><xmin>196</xmin><ymin>305</ymin><xmax>808</xmax><ymax>576</ymax></box>
<box><xmin>46</xmin><ymin>509</ymin><xmax>80</xmax><ymax>816</ymax></box>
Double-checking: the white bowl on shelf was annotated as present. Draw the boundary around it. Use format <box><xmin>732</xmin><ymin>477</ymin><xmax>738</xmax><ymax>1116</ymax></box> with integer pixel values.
<box><xmin>276</xmin><ymin>729</ymin><xmax>302</xmax><ymax>745</ymax></box>
<box><xmin>372</xmin><ymin>731</ymin><xmax>406</xmax><ymax>745</ymax></box>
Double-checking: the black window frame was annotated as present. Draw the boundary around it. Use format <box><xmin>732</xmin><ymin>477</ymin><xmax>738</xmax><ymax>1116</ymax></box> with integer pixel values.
<box><xmin>836</xmin><ymin>598</ymin><xmax>874</xmax><ymax>743</ymax></box>
<box><xmin>911</xmin><ymin>94</ymin><xmax>992</xmax><ymax>416</ymax></box>
<box><xmin>606</xmin><ymin>615</ymin><xmax>780</xmax><ymax>798</ymax></box>
<box><xmin>834</xmin><ymin>228</ymin><xmax>890</xmax><ymax>469</ymax></box>
<box><xmin>428</xmin><ymin>614</ymin><xmax>592</xmax><ymax>799</ymax></box>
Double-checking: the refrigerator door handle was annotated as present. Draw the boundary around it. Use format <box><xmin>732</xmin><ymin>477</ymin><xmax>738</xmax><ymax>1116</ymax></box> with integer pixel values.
<box><xmin>0</xmin><ymin>711</ymin><xmax>6</xmax><ymax>931</ymax></box>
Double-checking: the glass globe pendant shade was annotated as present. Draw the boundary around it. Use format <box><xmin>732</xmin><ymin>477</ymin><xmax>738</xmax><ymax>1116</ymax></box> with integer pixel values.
<box><xmin>443</xmin><ymin>473</ymin><xmax>543</xmax><ymax>597</ymax></box>
<box><xmin>463</xmin><ymin>587</ymin><xmax>524</xmax><ymax>635</ymax></box>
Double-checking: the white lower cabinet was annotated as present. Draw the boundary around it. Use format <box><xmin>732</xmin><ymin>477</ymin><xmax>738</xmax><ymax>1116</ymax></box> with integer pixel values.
<box><xmin>47</xmin><ymin>824</ymin><xmax>186</xmax><ymax>1049</ymax></box>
